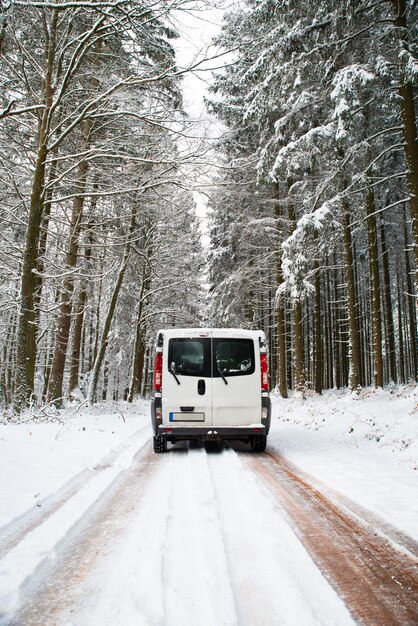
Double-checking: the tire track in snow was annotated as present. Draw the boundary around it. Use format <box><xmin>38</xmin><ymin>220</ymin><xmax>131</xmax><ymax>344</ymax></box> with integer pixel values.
<box><xmin>243</xmin><ymin>449</ymin><xmax>418</xmax><ymax>626</ymax></box>
<box><xmin>161</xmin><ymin>446</ymin><xmax>238</xmax><ymax>626</ymax></box>
<box><xmin>266</xmin><ymin>451</ymin><xmax>418</xmax><ymax>560</ymax></box>
<box><xmin>5</xmin><ymin>441</ymin><xmax>161</xmax><ymax>626</ymax></box>
<box><xmin>0</xmin><ymin>424</ymin><xmax>149</xmax><ymax>560</ymax></box>
<box><xmin>206</xmin><ymin>450</ymin><xmax>258</xmax><ymax>626</ymax></box>
<box><xmin>207</xmin><ymin>448</ymin><xmax>354</xmax><ymax>626</ymax></box>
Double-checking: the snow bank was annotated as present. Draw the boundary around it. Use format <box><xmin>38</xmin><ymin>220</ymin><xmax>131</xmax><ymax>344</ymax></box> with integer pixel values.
<box><xmin>0</xmin><ymin>401</ymin><xmax>147</xmax><ymax>529</ymax></box>
<box><xmin>270</xmin><ymin>385</ymin><xmax>418</xmax><ymax>540</ymax></box>
<box><xmin>0</xmin><ymin>401</ymin><xmax>150</xmax><ymax>617</ymax></box>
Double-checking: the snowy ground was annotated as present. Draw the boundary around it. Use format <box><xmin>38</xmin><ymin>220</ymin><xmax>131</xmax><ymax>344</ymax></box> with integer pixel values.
<box><xmin>0</xmin><ymin>385</ymin><xmax>417</xmax><ymax>625</ymax></box>
<box><xmin>270</xmin><ymin>385</ymin><xmax>418</xmax><ymax>541</ymax></box>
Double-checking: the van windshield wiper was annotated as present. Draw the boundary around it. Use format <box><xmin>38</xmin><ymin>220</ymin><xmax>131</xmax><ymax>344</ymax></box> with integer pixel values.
<box><xmin>169</xmin><ymin>364</ymin><xmax>180</xmax><ymax>385</ymax></box>
<box><xmin>219</xmin><ymin>368</ymin><xmax>228</xmax><ymax>385</ymax></box>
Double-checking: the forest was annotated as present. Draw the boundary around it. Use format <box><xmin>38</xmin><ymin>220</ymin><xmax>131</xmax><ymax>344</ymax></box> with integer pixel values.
<box><xmin>0</xmin><ymin>0</ymin><xmax>417</xmax><ymax>413</ymax></box>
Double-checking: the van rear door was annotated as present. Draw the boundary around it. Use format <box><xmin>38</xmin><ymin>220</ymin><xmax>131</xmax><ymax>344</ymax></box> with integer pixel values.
<box><xmin>162</xmin><ymin>331</ymin><xmax>213</xmax><ymax>427</ymax></box>
<box><xmin>211</xmin><ymin>332</ymin><xmax>261</xmax><ymax>427</ymax></box>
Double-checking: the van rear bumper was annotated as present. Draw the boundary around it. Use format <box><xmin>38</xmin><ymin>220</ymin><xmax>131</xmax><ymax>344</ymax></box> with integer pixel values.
<box><xmin>156</xmin><ymin>424</ymin><xmax>267</xmax><ymax>442</ymax></box>
<box><xmin>151</xmin><ymin>396</ymin><xmax>271</xmax><ymax>441</ymax></box>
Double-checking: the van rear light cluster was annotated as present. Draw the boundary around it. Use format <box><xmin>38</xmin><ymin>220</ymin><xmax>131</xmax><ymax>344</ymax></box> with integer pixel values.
<box><xmin>260</xmin><ymin>353</ymin><xmax>269</xmax><ymax>391</ymax></box>
<box><xmin>153</xmin><ymin>352</ymin><xmax>163</xmax><ymax>391</ymax></box>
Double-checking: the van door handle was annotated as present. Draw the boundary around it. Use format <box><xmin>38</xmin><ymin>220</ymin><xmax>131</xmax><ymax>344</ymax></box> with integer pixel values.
<box><xmin>198</xmin><ymin>379</ymin><xmax>205</xmax><ymax>395</ymax></box>
<box><xmin>180</xmin><ymin>406</ymin><xmax>194</xmax><ymax>412</ymax></box>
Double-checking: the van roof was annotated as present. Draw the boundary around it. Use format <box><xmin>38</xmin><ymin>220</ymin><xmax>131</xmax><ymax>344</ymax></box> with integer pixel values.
<box><xmin>156</xmin><ymin>328</ymin><xmax>265</xmax><ymax>340</ymax></box>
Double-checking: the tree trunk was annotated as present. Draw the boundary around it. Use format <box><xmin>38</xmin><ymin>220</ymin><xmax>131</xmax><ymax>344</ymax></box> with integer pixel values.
<box><xmin>13</xmin><ymin>10</ymin><xmax>58</xmax><ymax>412</ymax></box>
<box><xmin>288</xmin><ymin>193</ymin><xmax>304</xmax><ymax>393</ymax></box>
<box><xmin>380</xmin><ymin>217</ymin><xmax>397</xmax><ymax>383</ymax></box>
<box><xmin>342</xmin><ymin>205</ymin><xmax>361</xmax><ymax>390</ymax></box>
<box><xmin>274</xmin><ymin>185</ymin><xmax>288</xmax><ymax>397</ymax></box>
<box><xmin>87</xmin><ymin>204</ymin><xmax>137</xmax><ymax>405</ymax></box>
<box><xmin>127</xmin><ymin>231</ymin><xmax>154</xmax><ymax>403</ymax></box>
<box><xmin>403</xmin><ymin>207</ymin><xmax>417</xmax><ymax>380</ymax></box>
<box><xmin>32</xmin><ymin>120</ymin><xmax>63</xmax><ymax>324</ymax></box>
<box><xmin>333</xmin><ymin>253</ymin><xmax>342</xmax><ymax>390</ymax></box>
<box><xmin>67</xmin><ymin>186</ymin><xmax>97</xmax><ymax>398</ymax></box>
<box><xmin>397</xmin><ymin>277</ymin><xmax>406</xmax><ymax>382</ymax></box>
<box><xmin>304</xmin><ymin>300</ymin><xmax>311</xmax><ymax>388</ymax></box>
<box><xmin>293</xmin><ymin>299</ymin><xmax>304</xmax><ymax>392</ymax></box>
<box><xmin>0</xmin><ymin>312</ymin><xmax>16</xmax><ymax>406</ymax></box>
<box><xmin>127</xmin><ymin>273</ymin><xmax>148</xmax><ymax>403</ymax></box>
<box><xmin>390</xmin><ymin>0</ymin><xmax>418</xmax><ymax>274</ymax></box>
<box><xmin>46</xmin><ymin>151</ymin><xmax>90</xmax><ymax>405</ymax></box>
<box><xmin>102</xmin><ymin>361</ymin><xmax>109</xmax><ymax>401</ymax></box>
<box><xmin>91</xmin><ymin>254</ymin><xmax>104</xmax><ymax>370</ymax></box>
<box><xmin>326</xmin><ymin>262</ymin><xmax>334</xmax><ymax>389</ymax></box>
<box><xmin>68</xmin><ymin>248</ymin><xmax>92</xmax><ymax>398</ymax></box>
<box><xmin>135</xmin><ymin>335</ymin><xmax>146</xmax><ymax>395</ymax></box>
<box><xmin>339</xmin><ymin>258</ymin><xmax>349</xmax><ymax>388</ymax></box>
<box><xmin>366</xmin><ymin>187</ymin><xmax>384</xmax><ymax>387</ymax></box>
<box><xmin>46</xmin><ymin>29</ymin><xmax>102</xmax><ymax>406</ymax></box>
<box><xmin>268</xmin><ymin>289</ymin><xmax>275</xmax><ymax>385</ymax></box>
<box><xmin>276</xmin><ymin>293</ymin><xmax>288</xmax><ymax>397</ymax></box>
<box><xmin>314</xmin><ymin>263</ymin><xmax>322</xmax><ymax>393</ymax></box>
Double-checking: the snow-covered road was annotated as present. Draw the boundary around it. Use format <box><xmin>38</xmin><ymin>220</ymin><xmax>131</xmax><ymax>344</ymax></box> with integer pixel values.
<box><xmin>6</xmin><ymin>443</ymin><xmax>356</xmax><ymax>626</ymax></box>
<box><xmin>246</xmin><ymin>450</ymin><xmax>418</xmax><ymax>625</ymax></box>
<box><xmin>3</xmin><ymin>441</ymin><xmax>418</xmax><ymax>626</ymax></box>
<box><xmin>1</xmin><ymin>387</ymin><xmax>417</xmax><ymax>625</ymax></box>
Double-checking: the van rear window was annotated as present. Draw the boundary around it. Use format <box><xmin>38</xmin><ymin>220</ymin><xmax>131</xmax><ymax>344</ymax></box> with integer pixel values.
<box><xmin>214</xmin><ymin>339</ymin><xmax>255</xmax><ymax>377</ymax></box>
<box><xmin>168</xmin><ymin>338</ymin><xmax>210</xmax><ymax>377</ymax></box>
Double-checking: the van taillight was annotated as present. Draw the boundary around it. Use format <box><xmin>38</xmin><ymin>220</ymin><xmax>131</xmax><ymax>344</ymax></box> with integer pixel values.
<box><xmin>154</xmin><ymin>352</ymin><xmax>163</xmax><ymax>391</ymax></box>
<box><xmin>260</xmin><ymin>353</ymin><xmax>269</xmax><ymax>391</ymax></box>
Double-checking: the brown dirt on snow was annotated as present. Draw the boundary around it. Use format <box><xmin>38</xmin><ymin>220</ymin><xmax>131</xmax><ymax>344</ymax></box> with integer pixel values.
<box><xmin>244</xmin><ymin>449</ymin><xmax>418</xmax><ymax>626</ymax></box>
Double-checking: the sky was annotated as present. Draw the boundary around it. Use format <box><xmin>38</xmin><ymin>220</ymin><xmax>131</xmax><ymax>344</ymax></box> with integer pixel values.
<box><xmin>172</xmin><ymin>2</ymin><xmax>230</xmax><ymax>118</ymax></box>
<box><xmin>170</xmin><ymin>2</ymin><xmax>233</xmax><ymax>248</ymax></box>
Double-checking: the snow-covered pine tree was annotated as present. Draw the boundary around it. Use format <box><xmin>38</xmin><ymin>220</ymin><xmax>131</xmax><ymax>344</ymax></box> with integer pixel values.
<box><xmin>207</xmin><ymin>0</ymin><xmax>417</xmax><ymax>392</ymax></box>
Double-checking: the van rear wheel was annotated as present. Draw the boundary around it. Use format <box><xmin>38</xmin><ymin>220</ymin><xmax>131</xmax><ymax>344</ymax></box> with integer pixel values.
<box><xmin>250</xmin><ymin>435</ymin><xmax>267</xmax><ymax>452</ymax></box>
<box><xmin>153</xmin><ymin>436</ymin><xmax>167</xmax><ymax>453</ymax></box>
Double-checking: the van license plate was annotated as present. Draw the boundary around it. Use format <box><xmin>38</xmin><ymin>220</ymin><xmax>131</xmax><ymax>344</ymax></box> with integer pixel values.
<box><xmin>169</xmin><ymin>412</ymin><xmax>205</xmax><ymax>422</ymax></box>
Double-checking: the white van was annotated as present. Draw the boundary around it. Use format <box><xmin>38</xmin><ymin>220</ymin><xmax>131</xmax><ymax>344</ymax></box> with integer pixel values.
<box><xmin>151</xmin><ymin>328</ymin><xmax>271</xmax><ymax>452</ymax></box>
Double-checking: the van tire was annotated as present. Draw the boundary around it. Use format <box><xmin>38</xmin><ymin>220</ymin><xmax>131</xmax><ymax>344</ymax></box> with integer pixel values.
<box><xmin>153</xmin><ymin>436</ymin><xmax>167</xmax><ymax>453</ymax></box>
<box><xmin>204</xmin><ymin>440</ymin><xmax>222</xmax><ymax>453</ymax></box>
<box><xmin>251</xmin><ymin>435</ymin><xmax>267</xmax><ymax>452</ymax></box>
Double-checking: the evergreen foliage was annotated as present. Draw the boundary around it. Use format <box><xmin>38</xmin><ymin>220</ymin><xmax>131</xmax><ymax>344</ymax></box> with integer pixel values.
<box><xmin>207</xmin><ymin>0</ymin><xmax>417</xmax><ymax>392</ymax></box>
